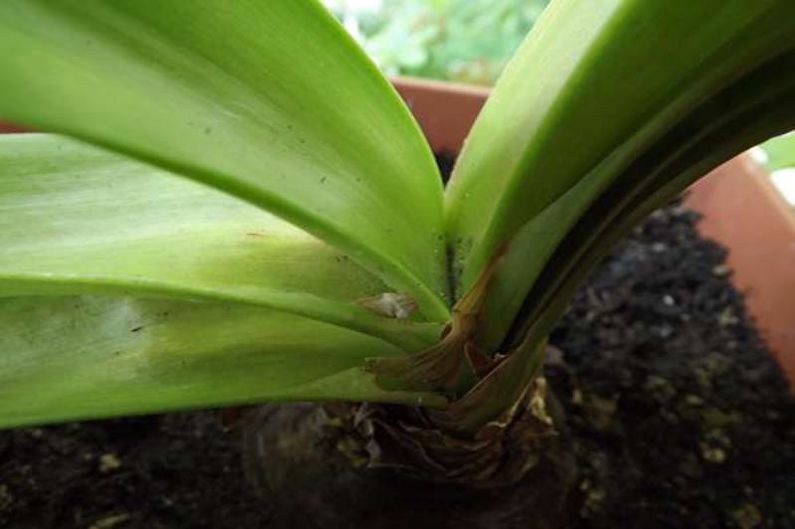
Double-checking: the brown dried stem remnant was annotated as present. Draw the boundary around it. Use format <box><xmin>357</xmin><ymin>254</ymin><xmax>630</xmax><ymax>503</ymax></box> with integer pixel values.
<box><xmin>367</xmin><ymin>247</ymin><xmax>506</xmax><ymax>395</ymax></box>
<box><xmin>339</xmin><ymin>377</ymin><xmax>558</xmax><ymax>487</ymax></box>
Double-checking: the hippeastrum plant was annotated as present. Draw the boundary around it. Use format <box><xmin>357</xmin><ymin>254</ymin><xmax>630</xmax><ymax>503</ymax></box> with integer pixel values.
<box><xmin>1</xmin><ymin>0</ymin><xmax>795</xmax><ymax>525</ymax></box>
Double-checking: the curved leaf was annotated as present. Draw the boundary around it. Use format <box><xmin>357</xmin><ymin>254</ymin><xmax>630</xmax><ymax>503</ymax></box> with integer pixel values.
<box><xmin>0</xmin><ymin>134</ymin><xmax>439</xmax><ymax>351</ymax></box>
<box><xmin>503</xmin><ymin>56</ymin><xmax>795</xmax><ymax>350</ymax></box>
<box><xmin>0</xmin><ymin>295</ymin><xmax>446</xmax><ymax>428</ymax></box>
<box><xmin>0</xmin><ymin>0</ymin><xmax>449</xmax><ymax>319</ymax></box>
<box><xmin>445</xmin><ymin>0</ymin><xmax>795</xmax><ymax>345</ymax></box>
<box><xmin>445</xmin><ymin>52</ymin><xmax>795</xmax><ymax>431</ymax></box>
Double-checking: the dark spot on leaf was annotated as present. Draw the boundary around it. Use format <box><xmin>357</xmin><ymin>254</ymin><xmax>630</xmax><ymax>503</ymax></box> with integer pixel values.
<box><xmin>130</xmin><ymin>326</ymin><xmax>144</xmax><ymax>333</ymax></box>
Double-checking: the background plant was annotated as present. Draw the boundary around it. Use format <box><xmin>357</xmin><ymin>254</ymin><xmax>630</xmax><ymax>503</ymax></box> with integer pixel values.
<box><xmin>324</xmin><ymin>0</ymin><xmax>548</xmax><ymax>85</ymax></box>
<box><xmin>758</xmin><ymin>132</ymin><xmax>795</xmax><ymax>205</ymax></box>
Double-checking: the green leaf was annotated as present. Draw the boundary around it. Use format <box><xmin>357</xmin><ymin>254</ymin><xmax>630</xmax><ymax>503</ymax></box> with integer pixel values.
<box><xmin>445</xmin><ymin>0</ymin><xmax>795</xmax><ymax>347</ymax></box>
<box><xmin>0</xmin><ymin>0</ymin><xmax>449</xmax><ymax>320</ymax></box>
<box><xmin>0</xmin><ymin>295</ymin><xmax>446</xmax><ymax>429</ymax></box>
<box><xmin>503</xmin><ymin>53</ymin><xmax>795</xmax><ymax>350</ymax></box>
<box><xmin>0</xmin><ymin>134</ymin><xmax>440</xmax><ymax>351</ymax></box>
<box><xmin>442</xmin><ymin>48</ymin><xmax>795</xmax><ymax>431</ymax></box>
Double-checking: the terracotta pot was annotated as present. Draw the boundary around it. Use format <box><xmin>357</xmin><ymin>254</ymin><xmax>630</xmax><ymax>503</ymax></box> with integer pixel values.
<box><xmin>392</xmin><ymin>76</ymin><xmax>795</xmax><ymax>387</ymax></box>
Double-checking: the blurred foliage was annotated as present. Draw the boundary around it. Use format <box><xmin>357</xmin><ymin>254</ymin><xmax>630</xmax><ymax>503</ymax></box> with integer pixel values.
<box><xmin>759</xmin><ymin>132</ymin><xmax>795</xmax><ymax>206</ymax></box>
<box><xmin>759</xmin><ymin>132</ymin><xmax>795</xmax><ymax>171</ymax></box>
<box><xmin>324</xmin><ymin>0</ymin><xmax>549</xmax><ymax>85</ymax></box>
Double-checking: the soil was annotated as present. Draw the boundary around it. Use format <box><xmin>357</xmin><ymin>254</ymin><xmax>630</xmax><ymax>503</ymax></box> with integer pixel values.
<box><xmin>1</xmin><ymin>154</ymin><xmax>793</xmax><ymax>529</ymax></box>
<box><xmin>547</xmin><ymin>203</ymin><xmax>795</xmax><ymax>529</ymax></box>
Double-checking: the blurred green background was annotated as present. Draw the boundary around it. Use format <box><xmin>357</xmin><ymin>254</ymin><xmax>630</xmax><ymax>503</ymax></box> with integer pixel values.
<box><xmin>323</xmin><ymin>0</ymin><xmax>548</xmax><ymax>86</ymax></box>
<box><xmin>753</xmin><ymin>133</ymin><xmax>795</xmax><ymax>205</ymax></box>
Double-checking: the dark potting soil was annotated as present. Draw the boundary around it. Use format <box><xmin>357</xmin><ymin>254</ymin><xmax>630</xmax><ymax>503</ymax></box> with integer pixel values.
<box><xmin>547</xmin><ymin>203</ymin><xmax>795</xmax><ymax>529</ymax></box>
<box><xmin>1</xmin><ymin>154</ymin><xmax>793</xmax><ymax>529</ymax></box>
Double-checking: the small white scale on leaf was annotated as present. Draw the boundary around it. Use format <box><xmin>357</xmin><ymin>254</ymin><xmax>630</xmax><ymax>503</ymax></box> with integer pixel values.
<box><xmin>357</xmin><ymin>293</ymin><xmax>417</xmax><ymax>319</ymax></box>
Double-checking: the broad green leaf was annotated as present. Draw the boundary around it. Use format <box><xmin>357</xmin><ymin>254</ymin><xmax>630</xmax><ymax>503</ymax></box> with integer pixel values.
<box><xmin>0</xmin><ymin>295</ymin><xmax>446</xmax><ymax>429</ymax></box>
<box><xmin>0</xmin><ymin>134</ymin><xmax>439</xmax><ymax>351</ymax></box>
<box><xmin>492</xmin><ymin>51</ymin><xmax>795</xmax><ymax>348</ymax></box>
<box><xmin>447</xmin><ymin>70</ymin><xmax>795</xmax><ymax>430</ymax></box>
<box><xmin>0</xmin><ymin>0</ymin><xmax>449</xmax><ymax>320</ymax></box>
<box><xmin>445</xmin><ymin>0</ymin><xmax>795</xmax><ymax>346</ymax></box>
<box><xmin>503</xmin><ymin>53</ymin><xmax>795</xmax><ymax>349</ymax></box>
<box><xmin>506</xmin><ymin>54</ymin><xmax>795</xmax><ymax>346</ymax></box>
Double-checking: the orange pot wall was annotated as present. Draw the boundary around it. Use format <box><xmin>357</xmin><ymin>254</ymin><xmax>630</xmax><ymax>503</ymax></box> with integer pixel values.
<box><xmin>686</xmin><ymin>158</ymin><xmax>795</xmax><ymax>384</ymax></box>
<box><xmin>393</xmin><ymin>77</ymin><xmax>795</xmax><ymax>387</ymax></box>
<box><xmin>393</xmin><ymin>77</ymin><xmax>489</xmax><ymax>154</ymax></box>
